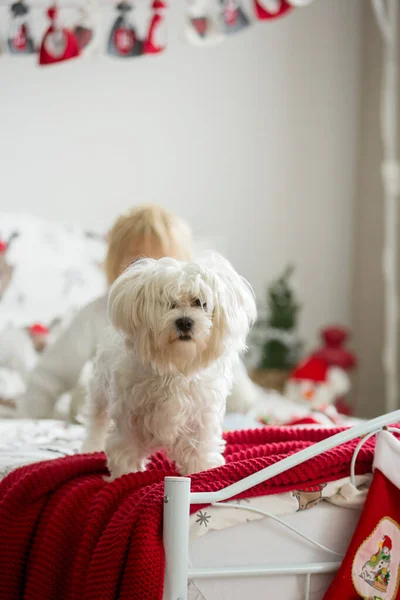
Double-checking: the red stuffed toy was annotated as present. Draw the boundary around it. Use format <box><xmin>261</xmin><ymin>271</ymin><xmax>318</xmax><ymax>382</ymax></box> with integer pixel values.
<box><xmin>312</xmin><ymin>326</ymin><xmax>357</xmax><ymax>415</ymax></box>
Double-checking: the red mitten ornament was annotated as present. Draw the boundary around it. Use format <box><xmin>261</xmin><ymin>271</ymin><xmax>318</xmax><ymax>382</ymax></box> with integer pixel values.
<box><xmin>323</xmin><ymin>430</ymin><xmax>400</xmax><ymax>600</ymax></box>
<box><xmin>254</xmin><ymin>0</ymin><xmax>292</xmax><ymax>20</ymax></box>
<box><xmin>39</xmin><ymin>6</ymin><xmax>80</xmax><ymax>65</ymax></box>
<box><xmin>144</xmin><ymin>0</ymin><xmax>167</xmax><ymax>54</ymax></box>
<box><xmin>107</xmin><ymin>1</ymin><xmax>143</xmax><ymax>58</ymax></box>
<box><xmin>8</xmin><ymin>1</ymin><xmax>35</xmax><ymax>55</ymax></box>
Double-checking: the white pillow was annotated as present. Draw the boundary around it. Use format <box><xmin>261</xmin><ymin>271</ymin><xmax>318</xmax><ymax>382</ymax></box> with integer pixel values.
<box><xmin>0</xmin><ymin>213</ymin><xmax>106</xmax><ymax>329</ymax></box>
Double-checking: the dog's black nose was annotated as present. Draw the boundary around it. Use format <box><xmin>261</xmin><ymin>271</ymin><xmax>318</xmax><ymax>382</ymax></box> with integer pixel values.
<box><xmin>176</xmin><ymin>317</ymin><xmax>194</xmax><ymax>333</ymax></box>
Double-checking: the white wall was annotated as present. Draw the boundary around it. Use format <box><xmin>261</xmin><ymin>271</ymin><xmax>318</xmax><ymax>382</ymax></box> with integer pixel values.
<box><xmin>0</xmin><ymin>0</ymin><xmax>362</xmax><ymax>350</ymax></box>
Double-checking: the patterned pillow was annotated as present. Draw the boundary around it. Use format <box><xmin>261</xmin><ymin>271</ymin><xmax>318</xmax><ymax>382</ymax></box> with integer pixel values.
<box><xmin>0</xmin><ymin>213</ymin><xmax>107</xmax><ymax>330</ymax></box>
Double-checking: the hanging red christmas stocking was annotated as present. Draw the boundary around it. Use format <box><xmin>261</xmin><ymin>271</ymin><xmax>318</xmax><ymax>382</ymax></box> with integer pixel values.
<box><xmin>323</xmin><ymin>429</ymin><xmax>400</xmax><ymax>600</ymax></box>
<box><xmin>8</xmin><ymin>1</ymin><xmax>35</xmax><ymax>55</ymax></box>
<box><xmin>253</xmin><ymin>0</ymin><xmax>292</xmax><ymax>20</ymax></box>
<box><xmin>107</xmin><ymin>1</ymin><xmax>143</xmax><ymax>58</ymax></box>
<box><xmin>143</xmin><ymin>0</ymin><xmax>167</xmax><ymax>54</ymax></box>
<box><xmin>39</xmin><ymin>6</ymin><xmax>80</xmax><ymax>65</ymax></box>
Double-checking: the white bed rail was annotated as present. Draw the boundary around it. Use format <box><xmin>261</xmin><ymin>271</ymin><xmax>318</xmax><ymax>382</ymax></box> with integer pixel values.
<box><xmin>163</xmin><ymin>410</ymin><xmax>400</xmax><ymax>600</ymax></box>
<box><xmin>190</xmin><ymin>409</ymin><xmax>400</xmax><ymax>504</ymax></box>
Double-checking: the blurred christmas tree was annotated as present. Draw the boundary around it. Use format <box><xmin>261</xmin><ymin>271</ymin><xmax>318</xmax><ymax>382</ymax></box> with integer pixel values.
<box><xmin>253</xmin><ymin>265</ymin><xmax>302</xmax><ymax>372</ymax></box>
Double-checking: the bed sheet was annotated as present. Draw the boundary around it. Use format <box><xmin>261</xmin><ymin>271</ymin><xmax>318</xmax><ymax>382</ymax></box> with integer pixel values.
<box><xmin>188</xmin><ymin>502</ymin><xmax>360</xmax><ymax>600</ymax></box>
<box><xmin>0</xmin><ymin>419</ymin><xmax>82</xmax><ymax>479</ymax></box>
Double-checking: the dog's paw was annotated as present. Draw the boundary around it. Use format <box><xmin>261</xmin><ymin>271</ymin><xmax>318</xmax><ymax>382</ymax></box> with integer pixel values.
<box><xmin>106</xmin><ymin>456</ymin><xmax>149</xmax><ymax>481</ymax></box>
<box><xmin>179</xmin><ymin>452</ymin><xmax>225</xmax><ymax>475</ymax></box>
<box><xmin>205</xmin><ymin>452</ymin><xmax>225</xmax><ymax>469</ymax></box>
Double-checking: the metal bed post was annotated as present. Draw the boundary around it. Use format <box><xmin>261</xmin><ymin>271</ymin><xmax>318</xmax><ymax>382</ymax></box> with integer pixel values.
<box><xmin>163</xmin><ymin>476</ymin><xmax>191</xmax><ymax>600</ymax></box>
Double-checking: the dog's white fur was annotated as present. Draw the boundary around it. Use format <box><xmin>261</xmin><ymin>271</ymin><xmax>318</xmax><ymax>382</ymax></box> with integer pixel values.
<box><xmin>81</xmin><ymin>253</ymin><xmax>256</xmax><ymax>478</ymax></box>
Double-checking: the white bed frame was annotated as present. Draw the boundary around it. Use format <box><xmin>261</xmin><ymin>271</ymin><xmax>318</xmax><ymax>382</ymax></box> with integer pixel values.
<box><xmin>162</xmin><ymin>409</ymin><xmax>400</xmax><ymax>600</ymax></box>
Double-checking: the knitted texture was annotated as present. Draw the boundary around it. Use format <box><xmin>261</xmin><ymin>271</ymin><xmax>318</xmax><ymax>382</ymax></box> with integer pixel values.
<box><xmin>0</xmin><ymin>426</ymin><xmax>377</xmax><ymax>600</ymax></box>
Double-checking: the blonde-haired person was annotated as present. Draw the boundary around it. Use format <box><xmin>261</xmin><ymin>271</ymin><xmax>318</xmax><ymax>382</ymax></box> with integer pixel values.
<box><xmin>20</xmin><ymin>205</ymin><xmax>259</xmax><ymax>420</ymax></box>
<box><xmin>20</xmin><ymin>206</ymin><xmax>192</xmax><ymax>420</ymax></box>
<box><xmin>104</xmin><ymin>205</ymin><xmax>192</xmax><ymax>285</ymax></box>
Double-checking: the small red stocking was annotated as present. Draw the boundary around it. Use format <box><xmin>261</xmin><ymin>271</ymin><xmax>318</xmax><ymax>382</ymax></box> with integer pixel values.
<box><xmin>323</xmin><ymin>430</ymin><xmax>400</xmax><ymax>599</ymax></box>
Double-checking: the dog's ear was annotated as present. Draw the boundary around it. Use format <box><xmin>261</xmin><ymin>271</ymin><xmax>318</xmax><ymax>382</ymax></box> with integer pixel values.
<box><xmin>108</xmin><ymin>259</ymin><xmax>154</xmax><ymax>338</ymax></box>
<box><xmin>209</xmin><ymin>253</ymin><xmax>256</xmax><ymax>328</ymax></box>
<box><xmin>201</xmin><ymin>253</ymin><xmax>256</xmax><ymax>354</ymax></box>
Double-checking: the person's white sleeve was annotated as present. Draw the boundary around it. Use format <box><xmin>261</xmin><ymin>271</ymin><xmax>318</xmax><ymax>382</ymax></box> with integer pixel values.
<box><xmin>19</xmin><ymin>304</ymin><xmax>99</xmax><ymax>419</ymax></box>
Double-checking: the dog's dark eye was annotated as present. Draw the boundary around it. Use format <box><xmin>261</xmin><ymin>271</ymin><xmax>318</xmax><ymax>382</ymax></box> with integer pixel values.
<box><xmin>192</xmin><ymin>299</ymin><xmax>207</xmax><ymax>309</ymax></box>
<box><xmin>170</xmin><ymin>301</ymin><xmax>178</xmax><ymax>309</ymax></box>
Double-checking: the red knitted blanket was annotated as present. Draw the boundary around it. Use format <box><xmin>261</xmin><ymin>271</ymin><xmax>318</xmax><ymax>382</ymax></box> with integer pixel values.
<box><xmin>0</xmin><ymin>426</ymin><xmax>376</xmax><ymax>600</ymax></box>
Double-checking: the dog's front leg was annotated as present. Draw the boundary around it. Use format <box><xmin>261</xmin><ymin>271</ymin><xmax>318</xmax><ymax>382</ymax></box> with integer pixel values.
<box><xmin>172</xmin><ymin>417</ymin><xmax>226</xmax><ymax>475</ymax></box>
<box><xmin>104</xmin><ymin>414</ymin><xmax>151</xmax><ymax>481</ymax></box>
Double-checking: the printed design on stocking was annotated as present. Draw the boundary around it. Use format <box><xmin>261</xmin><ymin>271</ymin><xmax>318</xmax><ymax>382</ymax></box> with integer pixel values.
<box><xmin>352</xmin><ymin>517</ymin><xmax>400</xmax><ymax>599</ymax></box>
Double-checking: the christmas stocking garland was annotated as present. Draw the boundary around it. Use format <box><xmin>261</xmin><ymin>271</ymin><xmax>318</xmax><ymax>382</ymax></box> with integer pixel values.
<box><xmin>323</xmin><ymin>430</ymin><xmax>400</xmax><ymax>600</ymax></box>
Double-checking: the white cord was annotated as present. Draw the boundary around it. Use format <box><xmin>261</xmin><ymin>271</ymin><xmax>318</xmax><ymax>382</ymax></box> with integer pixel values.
<box><xmin>350</xmin><ymin>426</ymin><xmax>400</xmax><ymax>488</ymax></box>
<box><xmin>211</xmin><ymin>502</ymin><xmax>344</xmax><ymax>558</ymax></box>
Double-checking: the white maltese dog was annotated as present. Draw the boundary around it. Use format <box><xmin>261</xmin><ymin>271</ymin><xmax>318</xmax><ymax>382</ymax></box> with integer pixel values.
<box><xmin>82</xmin><ymin>253</ymin><xmax>256</xmax><ymax>479</ymax></box>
